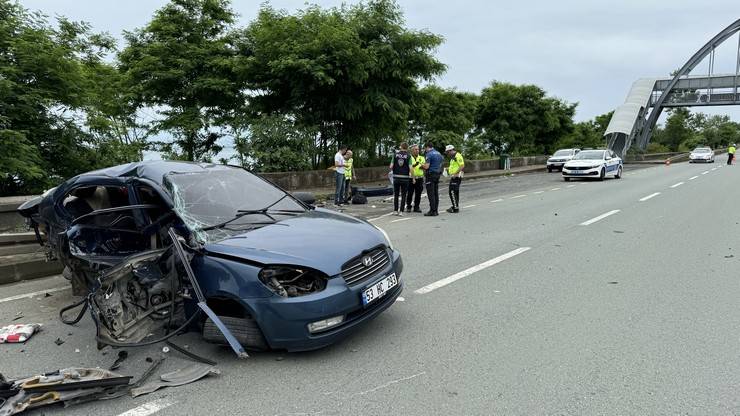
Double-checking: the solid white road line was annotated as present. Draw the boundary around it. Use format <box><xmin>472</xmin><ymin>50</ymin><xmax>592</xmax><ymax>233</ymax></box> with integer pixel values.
<box><xmin>390</xmin><ymin>217</ymin><xmax>411</xmax><ymax>223</ymax></box>
<box><xmin>580</xmin><ymin>210</ymin><xmax>621</xmax><ymax>226</ymax></box>
<box><xmin>639</xmin><ymin>192</ymin><xmax>661</xmax><ymax>202</ymax></box>
<box><xmin>689</xmin><ymin>175</ymin><xmax>699</xmax><ymax>180</ymax></box>
<box><xmin>0</xmin><ymin>286</ymin><xmax>69</xmax><ymax>304</ymax></box>
<box><xmin>510</xmin><ymin>195</ymin><xmax>527</xmax><ymax>199</ymax></box>
<box><xmin>414</xmin><ymin>247</ymin><xmax>531</xmax><ymax>294</ymax></box>
<box><xmin>701</xmin><ymin>171</ymin><xmax>709</xmax><ymax>175</ymax></box>
<box><xmin>463</xmin><ymin>204</ymin><xmax>477</xmax><ymax>208</ymax></box>
<box><xmin>670</xmin><ymin>182</ymin><xmax>684</xmax><ymax>188</ymax></box>
<box><xmin>490</xmin><ymin>199</ymin><xmax>503</xmax><ymax>203</ymax></box>
<box><xmin>368</xmin><ymin>212</ymin><xmax>394</xmax><ymax>222</ymax></box>
<box><xmin>117</xmin><ymin>399</ymin><xmax>176</xmax><ymax>416</ymax></box>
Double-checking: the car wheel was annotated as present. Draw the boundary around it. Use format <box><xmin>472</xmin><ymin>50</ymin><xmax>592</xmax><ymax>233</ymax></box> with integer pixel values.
<box><xmin>599</xmin><ymin>167</ymin><xmax>606</xmax><ymax>181</ymax></box>
<box><xmin>615</xmin><ymin>166</ymin><xmax>622</xmax><ymax>179</ymax></box>
<box><xmin>547</xmin><ymin>167</ymin><xmax>552</xmax><ymax>173</ymax></box>
<box><xmin>203</xmin><ymin>315</ymin><xmax>269</xmax><ymax>351</ymax></box>
<box><xmin>564</xmin><ymin>177</ymin><xmax>570</xmax><ymax>182</ymax></box>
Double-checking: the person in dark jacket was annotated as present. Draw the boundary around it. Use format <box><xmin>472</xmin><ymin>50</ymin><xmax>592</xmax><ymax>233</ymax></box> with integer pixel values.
<box><xmin>422</xmin><ymin>142</ymin><xmax>444</xmax><ymax>216</ymax></box>
<box><xmin>389</xmin><ymin>142</ymin><xmax>411</xmax><ymax>216</ymax></box>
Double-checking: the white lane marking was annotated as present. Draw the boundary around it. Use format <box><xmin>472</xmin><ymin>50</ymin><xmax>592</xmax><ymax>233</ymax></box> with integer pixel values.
<box><xmin>718</xmin><ymin>165</ymin><xmax>723</xmax><ymax>168</ymax></box>
<box><xmin>390</xmin><ymin>217</ymin><xmax>411</xmax><ymax>223</ymax></box>
<box><xmin>670</xmin><ymin>182</ymin><xmax>684</xmax><ymax>188</ymax></box>
<box><xmin>395</xmin><ymin>297</ymin><xmax>405</xmax><ymax>302</ymax></box>
<box><xmin>510</xmin><ymin>195</ymin><xmax>527</xmax><ymax>199</ymax></box>
<box><xmin>639</xmin><ymin>192</ymin><xmax>661</xmax><ymax>202</ymax></box>
<box><xmin>117</xmin><ymin>399</ymin><xmax>175</xmax><ymax>416</ymax></box>
<box><xmin>0</xmin><ymin>286</ymin><xmax>69</xmax><ymax>304</ymax></box>
<box><xmin>463</xmin><ymin>204</ymin><xmax>477</xmax><ymax>208</ymax></box>
<box><xmin>550</xmin><ymin>187</ymin><xmax>561</xmax><ymax>191</ymax></box>
<box><xmin>355</xmin><ymin>372</ymin><xmax>426</xmax><ymax>396</ymax></box>
<box><xmin>383</xmin><ymin>196</ymin><xmax>393</xmax><ymax>201</ymax></box>
<box><xmin>367</xmin><ymin>212</ymin><xmax>394</xmax><ymax>222</ymax></box>
<box><xmin>490</xmin><ymin>199</ymin><xmax>503</xmax><ymax>203</ymax></box>
<box><xmin>701</xmin><ymin>171</ymin><xmax>709</xmax><ymax>175</ymax></box>
<box><xmin>533</xmin><ymin>191</ymin><xmax>544</xmax><ymax>194</ymax></box>
<box><xmin>711</xmin><ymin>168</ymin><xmax>718</xmax><ymax>171</ymax></box>
<box><xmin>414</xmin><ymin>247</ymin><xmax>531</xmax><ymax>294</ymax></box>
<box><xmin>580</xmin><ymin>210</ymin><xmax>621</xmax><ymax>226</ymax></box>
<box><xmin>689</xmin><ymin>175</ymin><xmax>699</xmax><ymax>180</ymax></box>
<box><xmin>566</xmin><ymin>184</ymin><xmax>576</xmax><ymax>188</ymax></box>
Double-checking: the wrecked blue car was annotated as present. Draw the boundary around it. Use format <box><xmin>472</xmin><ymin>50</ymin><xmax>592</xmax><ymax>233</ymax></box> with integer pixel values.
<box><xmin>18</xmin><ymin>161</ymin><xmax>403</xmax><ymax>354</ymax></box>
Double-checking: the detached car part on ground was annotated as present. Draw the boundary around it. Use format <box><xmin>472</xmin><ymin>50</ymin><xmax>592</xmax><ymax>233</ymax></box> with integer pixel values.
<box><xmin>18</xmin><ymin>162</ymin><xmax>403</xmax><ymax>356</ymax></box>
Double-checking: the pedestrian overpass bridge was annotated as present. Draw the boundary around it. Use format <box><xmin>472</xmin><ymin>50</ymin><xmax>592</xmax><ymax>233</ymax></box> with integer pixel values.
<box><xmin>606</xmin><ymin>18</ymin><xmax>740</xmax><ymax>157</ymax></box>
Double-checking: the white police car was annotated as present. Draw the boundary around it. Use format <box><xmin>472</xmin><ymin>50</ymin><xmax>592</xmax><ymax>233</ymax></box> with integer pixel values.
<box><xmin>562</xmin><ymin>149</ymin><xmax>623</xmax><ymax>181</ymax></box>
<box><xmin>546</xmin><ymin>148</ymin><xmax>580</xmax><ymax>172</ymax></box>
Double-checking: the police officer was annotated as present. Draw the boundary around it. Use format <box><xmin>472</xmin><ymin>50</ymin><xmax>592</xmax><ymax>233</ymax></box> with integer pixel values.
<box><xmin>389</xmin><ymin>142</ymin><xmax>411</xmax><ymax>216</ymax></box>
<box><xmin>422</xmin><ymin>142</ymin><xmax>444</xmax><ymax>216</ymax></box>
<box><xmin>343</xmin><ymin>150</ymin><xmax>354</xmax><ymax>203</ymax></box>
<box><xmin>405</xmin><ymin>145</ymin><xmax>425</xmax><ymax>213</ymax></box>
<box><xmin>445</xmin><ymin>145</ymin><xmax>465</xmax><ymax>213</ymax></box>
<box><xmin>729</xmin><ymin>143</ymin><xmax>736</xmax><ymax>165</ymax></box>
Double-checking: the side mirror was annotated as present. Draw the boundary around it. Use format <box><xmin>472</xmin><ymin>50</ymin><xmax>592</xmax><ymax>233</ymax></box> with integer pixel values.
<box><xmin>292</xmin><ymin>192</ymin><xmax>316</xmax><ymax>206</ymax></box>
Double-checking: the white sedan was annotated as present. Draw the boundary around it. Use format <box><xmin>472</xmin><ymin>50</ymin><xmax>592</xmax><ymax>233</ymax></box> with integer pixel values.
<box><xmin>689</xmin><ymin>147</ymin><xmax>714</xmax><ymax>163</ymax></box>
<box><xmin>562</xmin><ymin>149</ymin><xmax>623</xmax><ymax>181</ymax></box>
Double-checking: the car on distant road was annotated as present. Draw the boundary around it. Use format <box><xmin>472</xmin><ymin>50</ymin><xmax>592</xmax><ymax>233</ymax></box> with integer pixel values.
<box><xmin>17</xmin><ymin>161</ymin><xmax>403</xmax><ymax>355</ymax></box>
<box><xmin>546</xmin><ymin>148</ymin><xmax>580</xmax><ymax>172</ymax></box>
<box><xmin>689</xmin><ymin>147</ymin><xmax>715</xmax><ymax>163</ymax></box>
<box><xmin>562</xmin><ymin>149</ymin><xmax>623</xmax><ymax>181</ymax></box>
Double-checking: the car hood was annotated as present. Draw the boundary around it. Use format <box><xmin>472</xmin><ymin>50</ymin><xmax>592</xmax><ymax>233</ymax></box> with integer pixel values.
<box><xmin>549</xmin><ymin>156</ymin><xmax>573</xmax><ymax>161</ymax></box>
<box><xmin>690</xmin><ymin>153</ymin><xmax>711</xmax><ymax>157</ymax></box>
<box><xmin>565</xmin><ymin>159</ymin><xmax>604</xmax><ymax>167</ymax></box>
<box><xmin>203</xmin><ymin>208</ymin><xmax>387</xmax><ymax>276</ymax></box>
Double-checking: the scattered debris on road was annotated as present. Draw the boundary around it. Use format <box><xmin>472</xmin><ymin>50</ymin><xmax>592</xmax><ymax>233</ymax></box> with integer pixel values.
<box><xmin>54</xmin><ymin>338</ymin><xmax>64</xmax><ymax>346</ymax></box>
<box><xmin>130</xmin><ymin>364</ymin><xmax>220</xmax><ymax>398</ymax></box>
<box><xmin>108</xmin><ymin>351</ymin><xmax>129</xmax><ymax>371</ymax></box>
<box><xmin>0</xmin><ymin>324</ymin><xmax>41</xmax><ymax>344</ymax></box>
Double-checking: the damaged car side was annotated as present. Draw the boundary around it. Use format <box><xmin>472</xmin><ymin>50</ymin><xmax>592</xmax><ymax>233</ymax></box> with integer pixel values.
<box><xmin>18</xmin><ymin>161</ymin><xmax>403</xmax><ymax>355</ymax></box>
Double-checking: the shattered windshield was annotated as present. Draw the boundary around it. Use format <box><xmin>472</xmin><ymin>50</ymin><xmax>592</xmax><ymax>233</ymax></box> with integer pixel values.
<box><xmin>164</xmin><ymin>167</ymin><xmax>306</xmax><ymax>243</ymax></box>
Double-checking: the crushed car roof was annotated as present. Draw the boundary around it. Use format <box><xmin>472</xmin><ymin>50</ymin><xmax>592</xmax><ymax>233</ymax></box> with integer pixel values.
<box><xmin>80</xmin><ymin>161</ymin><xmax>232</xmax><ymax>186</ymax></box>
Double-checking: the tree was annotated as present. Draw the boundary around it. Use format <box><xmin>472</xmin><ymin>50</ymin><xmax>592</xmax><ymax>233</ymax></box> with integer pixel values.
<box><xmin>553</xmin><ymin>111</ymin><xmax>612</xmax><ymax>150</ymax></box>
<box><xmin>0</xmin><ymin>0</ymin><xmax>117</xmax><ymax>195</ymax></box>
<box><xmin>475</xmin><ymin>82</ymin><xmax>575</xmax><ymax>155</ymax></box>
<box><xmin>659</xmin><ymin>108</ymin><xmax>693</xmax><ymax>152</ymax></box>
<box><xmin>240</xmin><ymin>0</ymin><xmax>445</xmax><ymax>166</ymax></box>
<box><xmin>119</xmin><ymin>0</ymin><xmax>244</xmax><ymax>162</ymax></box>
<box><xmin>410</xmin><ymin>85</ymin><xmax>478</xmax><ymax>151</ymax></box>
<box><xmin>245</xmin><ymin>115</ymin><xmax>315</xmax><ymax>172</ymax></box>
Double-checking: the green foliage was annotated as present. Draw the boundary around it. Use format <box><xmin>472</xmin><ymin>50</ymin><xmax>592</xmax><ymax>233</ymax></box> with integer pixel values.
<box><xmin>240</xmin><ymin>0</ymin><xmax>445</xmax><ymax>164</ymax></box>
<box><xmin>475</xmin><ymin>82</ymin><xmax>575</xmax><ymax>156</ymax></box>
<box><xmin>244</xmin><ymin>115</ymin><xmax>315</xmax><ymax>173</ymax></box>
<box><xmin>119</xmin><ymin>0</ymin><xmax>243</xmax><ymax>162</ymax></box>
<box><xmin>0</xmin><ymin>0</ymin><xmax>129</xmax><ymax>196</ymax></box>
<box><xmin>553</xmin><ymin>112</ymin><xmax>612</xmax><ymax>151</ymax></box>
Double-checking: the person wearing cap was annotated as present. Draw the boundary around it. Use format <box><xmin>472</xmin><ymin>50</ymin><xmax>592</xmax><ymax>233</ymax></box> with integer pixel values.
<box><xmin>445</xmin><ymin>144</ymin><xmax>465</xmax><ymax>213</ymax></box>
<box><xmin>405</xmin><ymin>145</ymin><xmax>425</xmax><ymax>213</ymax></box>
<box><xmin>728</xmin><ymin>143</ymin><xmax>736</xmax><ymax>165</ymax></box>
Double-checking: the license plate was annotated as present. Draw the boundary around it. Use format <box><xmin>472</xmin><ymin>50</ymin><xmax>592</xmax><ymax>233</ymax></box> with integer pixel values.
<box><xmin>568</xmin><ymin>171</ymin><xmax>583</xmax><ymax>175</ymax></box>
<box><xmin>362</xmin><ymin>273</ymin><xmax>398</xmax><ymax>306</ymax></box>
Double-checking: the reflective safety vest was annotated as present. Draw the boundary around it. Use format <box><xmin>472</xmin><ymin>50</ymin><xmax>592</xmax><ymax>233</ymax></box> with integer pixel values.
<box><xmin>730</xmin><ymin>146</ymin><xmax>736</xmax><ymax>155</ymax></box>
<box><xmin>448</xmin><ymin>152</ymin><xmax>465</xmax><ymax>175</ymax></box>
<box><xmin>411</xmin><ymin>155</ymin><xmax>425</xmax><ymax>178</ymax></box>
<box><xmin>344</xmin><ymin>158</ymin><xmax>353</xmax><ymax>179</ymax></box>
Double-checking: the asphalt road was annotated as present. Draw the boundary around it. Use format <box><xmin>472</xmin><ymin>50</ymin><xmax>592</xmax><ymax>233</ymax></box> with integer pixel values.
<box><xmin>3</xmin><ymin>161</ymin><xmax>740</xmax><ymax>415</ymax></box>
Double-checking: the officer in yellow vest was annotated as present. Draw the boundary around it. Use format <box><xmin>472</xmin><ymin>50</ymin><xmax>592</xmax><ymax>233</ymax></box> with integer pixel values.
<box><xmin>728</xmin><ymin>144</ymin><xmax>736</xmax><ymax>165</ymax></box>
<box><xmin>343</xmin><ymin>150</ymin><xmax>354</xmax><ymax>203</ymax></box>
<box><xmin>445</xmin><ymin>144</ymin><xmax>465</xmax><ymax>213</ymax></box>
<box><xmin>405</xmin><ymin>145</ymin><xmax>426</xmax><ymax>213</ymax></box>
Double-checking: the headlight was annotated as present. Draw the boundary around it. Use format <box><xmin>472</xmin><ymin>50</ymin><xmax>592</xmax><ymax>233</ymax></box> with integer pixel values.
<box><xmin>372</xmin><ymin>224</ymin><xmax>394</xmax><ymax>250</ymax></box>
<box><xmin>258</xmin><ymin>266</ymin><xmax>327</xmax><ymax>297</ymax></box>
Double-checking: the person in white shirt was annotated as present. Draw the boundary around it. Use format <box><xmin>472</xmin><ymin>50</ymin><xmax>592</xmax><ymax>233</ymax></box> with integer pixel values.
<box><xmin>334</xmin><ymin>145</ymin><xmax>348</xmax><ymax>205</ymax></box>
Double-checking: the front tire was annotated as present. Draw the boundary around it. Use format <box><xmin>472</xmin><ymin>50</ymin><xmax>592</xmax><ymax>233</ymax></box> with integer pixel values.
<box><xmin>615</xmin><ymin>165</ymin><xmax>622</xmax><ymax>179</ymax></box>
<box><xmin>547</xmin><ymin>167</ymin><xmax>552</xmax><ymax>173</ymax></box>
<box><xmin>598</xmin><ymin>167</ymin><xmax>606</xmax><ymax>181</ymax></box>
<box><xmin>564</xmin><ymin>177</ymin><xmax>571</xmax><ymax>182</ymax></box>
<box><xmin>203</xmin><ymin>316</ymin><xmax>269</xmax><ymax>351</ymax></box>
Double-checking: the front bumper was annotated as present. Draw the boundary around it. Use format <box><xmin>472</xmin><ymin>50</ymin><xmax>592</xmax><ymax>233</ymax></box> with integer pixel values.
<box><xmin>547</xmin><ymin>162</ymin><xmax>565</xmax><ymax>169</ymax></box>
<box><xmin>562</xmin><ymin>167</ymin><xmax>601</xmax><ymax>177</ymax></box>
<box><xmin>249</xmin><ymin>249</ymin><xmax>404</xmax><ymax>352</ymax></box>
<box><xmin>689</xmin><ymin>157</ymin><xmax>712</xmax><ymax>162</ymax></box>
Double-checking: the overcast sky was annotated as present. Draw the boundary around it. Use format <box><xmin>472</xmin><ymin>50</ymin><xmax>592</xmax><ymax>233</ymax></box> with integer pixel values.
<box><xmin>19</xmin><ymin>0</ymin><xmax>740</xmax><ymax>122</ymax></box>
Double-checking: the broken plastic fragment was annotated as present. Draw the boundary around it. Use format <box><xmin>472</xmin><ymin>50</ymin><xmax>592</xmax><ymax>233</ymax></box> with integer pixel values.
<box><xmin>0</xmin><ymin>324</ymin><xmax>41</xmax><ymax>344</ymax></box>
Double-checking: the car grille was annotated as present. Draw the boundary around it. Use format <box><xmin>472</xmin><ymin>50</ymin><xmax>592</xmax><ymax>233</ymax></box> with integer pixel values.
<box><xmin>566</xmin><ymin>166</ymin><xmax>591</xmax><ymax>170</ymax></box>
<box><xmin>341</xmin><ymin>247</ymin><xmax>390</xmax><ymax>286</ymax></box>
